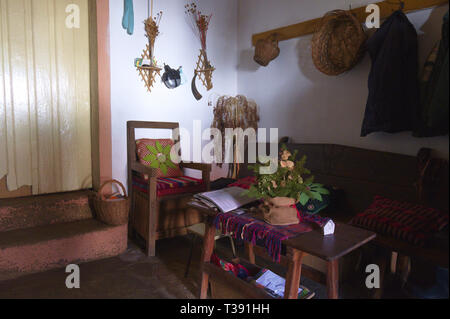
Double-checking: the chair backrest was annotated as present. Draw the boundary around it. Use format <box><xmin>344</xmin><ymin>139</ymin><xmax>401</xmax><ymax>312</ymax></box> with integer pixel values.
<box><xmin>127</xmin><ymin>121</ymin><xmax>180</xmax><ymax>190</ymax></box>
<box><xmin>127</xmin><ymin>121</ymin><xmax>180</xmax><ymax>161</ymax></box>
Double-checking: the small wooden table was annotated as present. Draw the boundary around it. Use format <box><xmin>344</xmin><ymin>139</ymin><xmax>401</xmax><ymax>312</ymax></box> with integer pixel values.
<box><xmin>191</xmin><ymin>202</ymin><xmax>376</xmax><ymax>299</ymax></box>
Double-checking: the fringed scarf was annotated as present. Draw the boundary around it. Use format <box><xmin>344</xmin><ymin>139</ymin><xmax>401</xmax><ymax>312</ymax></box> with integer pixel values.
<box><xmin>214</xmin><ymin>212</ymin><xmax>312</xmax><ymax>263</ymax></box>
<box><xmin>214</xmin><ymin>205</ymin><xmax>332</xmax><ymax>263</ymax></box>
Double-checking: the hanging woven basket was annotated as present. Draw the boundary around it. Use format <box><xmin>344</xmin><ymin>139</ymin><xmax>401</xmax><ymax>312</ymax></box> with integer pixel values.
<box><xmin>311</xmin><ymin>10</ymin><xmax>367</xmax><ymax>76</ymax></box>
<box><xmin>254</xmin><ymin>34</ymin><xmax>280</xmax><ymax>67</ymax></box>
<box><xmin>93</xmin><ymin>180</ymin><xmax>130</xmax><ymax>226</ymax></box>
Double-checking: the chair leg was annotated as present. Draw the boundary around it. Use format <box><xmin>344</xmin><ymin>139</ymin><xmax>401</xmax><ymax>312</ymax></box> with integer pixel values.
<box><xmin>396</xmin><ymin>254</ymin><xmax>411</xmax><ymax>287</ymax></box>
<box><xmin>146</xmin><ymin>238</ymin><xmax>156</xmax><ymax>257</ymax></box>
<box><xmin>147</xmin><ymin>177</ymin><xmax>157</xmax><ymax>257</ymax></box>
<box><xmin>371</xmin><ymin>247</ymin><xmax>390</xmax><ymax>299</ymax></box>
<box><xmin>228</xmin><ymin>235</ymin><xmax>237</xmax><ymax>258</ymax></box>
<box><xmin>146</xmin><ymin>223</ymin><xmax>156</xmax><ymax>257</ymax></box>
<box><xmin>185</xmin><ymin>234</ymin><xmax>197</xmax><ymax>278</ymax></box>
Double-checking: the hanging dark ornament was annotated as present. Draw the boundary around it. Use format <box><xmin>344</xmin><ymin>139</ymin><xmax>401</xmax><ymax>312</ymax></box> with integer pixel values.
<box><xmin>162</xmin><ymin>64</ymin><xmax>182</xmax><ymax>89</ymax></box>
<box><xmin>191</xmin><ymin>73</ymin><xmax>202</xmax><ymax>100</ymax></box>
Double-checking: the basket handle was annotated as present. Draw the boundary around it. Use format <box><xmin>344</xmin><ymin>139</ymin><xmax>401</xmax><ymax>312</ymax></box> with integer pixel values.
<box><xmin>97</xmin><ymin>179</ymin><xmax>128</xmax><ymax>200</ymax></box>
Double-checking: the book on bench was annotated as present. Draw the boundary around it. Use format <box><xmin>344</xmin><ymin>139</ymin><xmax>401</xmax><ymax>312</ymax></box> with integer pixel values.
<box><xmin>193</xmin><ymin>187</ymin><xmax>257</xmax><ymax>213</ymax></box>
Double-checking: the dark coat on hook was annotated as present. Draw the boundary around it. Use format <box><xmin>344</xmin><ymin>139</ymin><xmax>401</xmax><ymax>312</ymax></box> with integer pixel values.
<box><xmin>361</xmin><ymin>10</ymin><xmax>419</xmax><ymax>137</ymax></box>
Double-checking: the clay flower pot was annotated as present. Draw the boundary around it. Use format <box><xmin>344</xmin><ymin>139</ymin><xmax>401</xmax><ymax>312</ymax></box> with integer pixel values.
<box><xmin>263</xmin><ymin>197</ymin><xmax>299</xmax><ymax>226</ymax></box>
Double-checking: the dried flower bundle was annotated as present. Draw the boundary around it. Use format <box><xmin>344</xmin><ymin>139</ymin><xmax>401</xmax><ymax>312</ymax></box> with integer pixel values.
<box><xmin>211</xmin><ymin>95</ymin><xmax>259</xmax><ymax>175</ymax></box>
<box><xmin>185</xmin><ymin>2</ymin><xmax>212</xmax><ymax>52</ymax></box>
<box><xmin>144</xmin><ymin>11</ymin><xmax>163</xmax><ymax>56</ymax></box>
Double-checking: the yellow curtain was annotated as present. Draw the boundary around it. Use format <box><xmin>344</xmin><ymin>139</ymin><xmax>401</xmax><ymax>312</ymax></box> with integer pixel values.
<box><xmin>0</xmin><ymin>0</ymin><xmax>91</xmax><ymax>195</ymax></box>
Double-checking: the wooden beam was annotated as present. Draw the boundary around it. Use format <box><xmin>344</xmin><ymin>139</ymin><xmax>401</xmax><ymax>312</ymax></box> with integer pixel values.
<box><xmin>251</xmin><ymin>0</ymin><xmax>449</xmax><ymax>46</ymax></box>
<box><xmin>88</xmin><ymin>0</ymin><xmax>100</xmax><ymax>191</ymax></box>
<box><xmin>89</xmin><ymin>0</ymin><xmax>112</xmax><ymax>191</ymax></box>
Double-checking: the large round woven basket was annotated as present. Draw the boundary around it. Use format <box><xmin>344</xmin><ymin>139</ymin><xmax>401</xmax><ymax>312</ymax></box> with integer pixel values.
<box><xmin>311</xmin><ymin>10</ymin><xmax>367</xmax><ymax>76</ymax></box>
<box><xmin>93</xmin><ymin>180</ymin><xmax>130</xmax><ymax>226</ymax></box>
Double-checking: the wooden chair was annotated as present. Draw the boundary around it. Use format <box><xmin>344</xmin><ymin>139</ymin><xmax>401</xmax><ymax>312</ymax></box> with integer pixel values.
<box><xmin>127</xmin><ymin>121</ymin><xmax>211</xmax><ymax>256</ymax></box>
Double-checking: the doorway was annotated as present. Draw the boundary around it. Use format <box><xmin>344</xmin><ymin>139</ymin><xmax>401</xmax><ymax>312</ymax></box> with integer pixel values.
<box><xmin>0</xmin><ymin>0</ymin><xmax>94</xmax><ymax>197</ymax></box>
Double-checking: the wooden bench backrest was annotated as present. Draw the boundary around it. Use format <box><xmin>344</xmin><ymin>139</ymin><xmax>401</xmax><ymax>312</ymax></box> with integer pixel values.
<box><xmin>239</xmin><ymin>143</ymin><xmax>449</xmax><ymax>219</ymax></box>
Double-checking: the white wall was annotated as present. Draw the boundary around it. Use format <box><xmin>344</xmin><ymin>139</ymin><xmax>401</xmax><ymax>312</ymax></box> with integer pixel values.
<box><xmin>110</xmin><ymin>0</ymin><xmax>238</xmax><ymax>184</ymax></box>
<box><xmin>110</xmin><ymin>0</ymin><xmax>449</xmax><ymax>186</ymax></box>
<box><xmin>237</xmin><ymin>0</ymin><xmax>449</xmax><ymax>159</ymax></box>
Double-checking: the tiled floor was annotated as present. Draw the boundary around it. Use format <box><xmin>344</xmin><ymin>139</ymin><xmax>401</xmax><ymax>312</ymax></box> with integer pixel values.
<box><xmin>0</xmin><ymin>235</ymin><xmax>411</xmax><ymax>299</ymax></box>
<box><xmin>0</xmin><ymin>236</ymin><xmax>201</xmax><ymax>299</ymax></box>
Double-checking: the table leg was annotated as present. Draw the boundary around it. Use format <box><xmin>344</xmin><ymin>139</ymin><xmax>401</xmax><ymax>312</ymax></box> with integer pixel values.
<box><xmin>371</xmin><ymin>248</ymin><xmax>390</xmax><ymax>299</ymax></box>
<box><xmin>284</xmin><ymin>249</ymin><xmax>304</xmax><ymax>299</ymax></box>
<box><xmin>245</xmin><ymin>242</ymin><xmax>256</xmax><ymax>264</ymax></box>
<box><xmin>327</xmin><ymin>259</ymin><xmax>339</xmax><ymax>299</ymax></box>
<box><xmin>199</xmin><ymin>220</ymin><xmax>216</xmax><ymax>299</ymax></box>
<box><xmin>396</xmin><ymin>254</ymin><xmax>410</xmax><ymax>287</ymax></box>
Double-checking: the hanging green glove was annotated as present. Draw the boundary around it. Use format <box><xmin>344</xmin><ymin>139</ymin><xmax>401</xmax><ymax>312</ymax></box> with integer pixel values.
<box><xmin>122</xmin><ymin>0</ymin><xmax>134</xmax><ymax>35</ymax></box>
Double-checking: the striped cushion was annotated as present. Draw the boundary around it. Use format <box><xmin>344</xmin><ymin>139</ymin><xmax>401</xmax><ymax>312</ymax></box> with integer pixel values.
<box><xmin>227</xmin><ymin>176</ymin><xmax>256</xmax><ymax>189</ymax></box>
<box><xmin>350</xmin><ymin>195</ymin><xmax>448</xmax><ymax>246</ymax></box>
<box><xmin>132</xmin><ymin>173</ymin><xmax>205</xmax><ymax>197</ymax></box>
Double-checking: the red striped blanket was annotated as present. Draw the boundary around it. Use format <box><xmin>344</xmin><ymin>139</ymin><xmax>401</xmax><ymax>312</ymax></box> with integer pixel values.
<box><xmin>132</xmin><ymin>173</ymin><xmax>205</xmax><ymax>197</ymax></box>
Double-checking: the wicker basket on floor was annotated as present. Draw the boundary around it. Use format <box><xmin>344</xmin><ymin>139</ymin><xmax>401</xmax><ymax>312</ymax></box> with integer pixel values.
<box><xmin>312</xmin><ymin>10</ymin><xmax>367</xmax><ymax>76</ymax></box>
<box><xmin>93</xmin><ymin>180</ymin><xmax>130</xmax><ymax>226</ymax></box>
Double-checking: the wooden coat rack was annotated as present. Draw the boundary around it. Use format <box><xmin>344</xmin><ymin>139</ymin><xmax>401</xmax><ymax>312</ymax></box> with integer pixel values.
<box><xmin>252</xmin><ymin>0</ymin><xmax>448</xmax><ymax>46</ymax></box>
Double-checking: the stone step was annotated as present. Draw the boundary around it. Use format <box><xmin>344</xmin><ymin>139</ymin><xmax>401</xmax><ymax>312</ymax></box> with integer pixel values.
<box><xmin>0</xmin><ymin>219</ymin><xmax>127</xmax><ymax>281</ymax></box>
<box><xmin>0</xmin><ymin>190</ymin><xmax>95</xmax><ymax>232</ymax></box>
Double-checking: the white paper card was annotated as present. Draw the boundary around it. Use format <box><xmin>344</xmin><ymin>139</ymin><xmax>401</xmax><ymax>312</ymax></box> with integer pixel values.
<box><xmin>255</xmin><ymin>270</ymin><xmax>302</xmax><ymax>298</ymax></box>
<box><xmin>322</xmin><ymin>220</ymin><xmax>335</xmax><ymax>236</ymax></box>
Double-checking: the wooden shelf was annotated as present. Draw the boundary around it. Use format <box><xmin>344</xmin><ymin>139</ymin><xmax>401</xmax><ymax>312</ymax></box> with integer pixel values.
<box><xmin>252</xmin><ymin>0</ymin><xmax>449</xmax><ymax>45</ymax></box>
<box><xmin>136</xmin><ymin>66</ymin><xmax>162</xmax><ymax>71</ymax></box>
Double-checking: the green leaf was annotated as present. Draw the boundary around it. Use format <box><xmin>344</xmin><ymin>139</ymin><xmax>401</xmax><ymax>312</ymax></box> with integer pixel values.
<box><xmin>150</xmin><ymin>161</ymin><xmax>160</xmax><ymax>169</ymax></box>
<box><xmin>146</xmin><ymin>145</ymin><xmax>158</xmax><ymax>155</ymax></box>
<box><xmin>312</xmin><ymin>191</ymin><xmax>323</xmax><ymax>202</ymax></box>
<box><xmin>304</xmin><ymin>189</ymin><xmax>314</xmax><ymax>197</ymax></box>
<box><xmin>166</xmin><ymin>160</ymin><xmax>177</xmax><ymax>169</ymax></box>
<box><xmin>143</xmin><ymin>154</ymin><xmax>157</xmax><ymax>163</ymax></box>
<box><xmin>242</xmin><ymin>189</ymin><xmax>251</xmax><ymax>197</ymax></box>
<box><xmin>163</xmin><ymin>144</ymin><xmax>172</xmax><ymax>155</ymax></box>
<box><xmin>156</xmin><ymin>141</ymin><xmax>163</xmax><ymax>152</ymax></box>
<box><xmin>317</xmin><ymin>187</ymin><xmax>330</xmax><ymax>195</ymax></box>
<box><xmin>159</xmin><ymin>163</ymin><xmax>168</xmax><ymax>175</ymax></box>
<box><xmin>299</xmin><ymin>192</ymin><xmax>309</xmax><ymax>205</ymax></box>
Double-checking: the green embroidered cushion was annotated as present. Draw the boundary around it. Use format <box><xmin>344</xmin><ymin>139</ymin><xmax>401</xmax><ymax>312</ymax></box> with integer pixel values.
<box><xmin>136</xmin><ymin>139</ymin><xmax>182</xmax><ymax>178</ymax></box>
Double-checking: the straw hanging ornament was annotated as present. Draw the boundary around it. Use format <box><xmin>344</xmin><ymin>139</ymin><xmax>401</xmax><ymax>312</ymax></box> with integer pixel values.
<box><xmin>136</xmin><ymin>0</ymin><xmax>163</xmax><ymax>92</ymax></box>
<box><xmin>185</xmin><ymin>3</ymin><xmax>215</xmax><ymax>100</ymax></box>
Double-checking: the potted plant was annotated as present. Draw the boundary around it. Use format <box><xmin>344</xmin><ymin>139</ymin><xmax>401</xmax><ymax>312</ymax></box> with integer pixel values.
<box><xmin>246</xmin><ymin>146</ymin><xmax>329</xmax><ymax>225</ymax></box>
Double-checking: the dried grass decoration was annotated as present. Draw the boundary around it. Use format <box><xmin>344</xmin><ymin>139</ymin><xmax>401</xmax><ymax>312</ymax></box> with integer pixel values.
<box><xmin>211</xmin><ymin>95</ymin><xmax>259</xmax><ymax>178</ymax></box>
<box><xmin>311</xmin><ymin>10</ymin><xmax>367</xmax><ymax>76</ymax></box>
<box><xmin>136</xmin><ymin>11</ymin><xmax>163</xmax><ymax>92</ymax></box>
<box><xmin>185</xmin><ymin>3</ymin><xmax>214</xmax><ymax>100</ymax></box>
